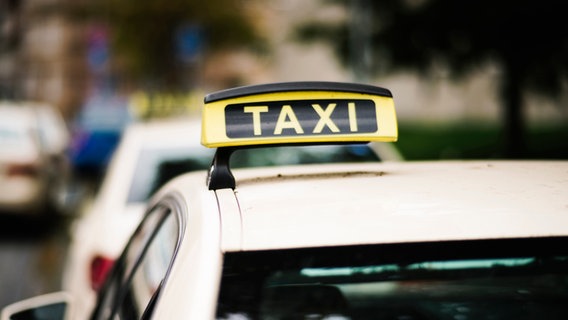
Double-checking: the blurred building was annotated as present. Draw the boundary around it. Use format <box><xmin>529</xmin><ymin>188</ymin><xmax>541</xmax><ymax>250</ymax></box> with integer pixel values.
<box><xmin>2</xmin><ymin>0</ymin><xmax>564</xmax><ymax>126</ymax></box>
<box><xmin>0</xmin><ymin>0</ymin><xmax>89</xmax><ymax>122</ymax></box>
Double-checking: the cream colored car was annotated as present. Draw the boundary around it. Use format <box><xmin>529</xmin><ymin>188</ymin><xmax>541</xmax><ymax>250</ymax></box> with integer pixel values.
<box><xmin>62</xmin><ymin>112</ymin><xmax>401</xmax><ymax>320</ymax></box>
<box><xmin>4</xmin><ymin>82</ymin><xmax>567</xmax><ymax>320</ymax></box>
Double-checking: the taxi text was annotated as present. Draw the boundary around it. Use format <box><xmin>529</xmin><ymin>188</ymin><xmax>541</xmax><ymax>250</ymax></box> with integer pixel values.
<box><xmin>224</xmin><ymin>99</ymin><xmax>378</xmax><ymax>138</ymax></box>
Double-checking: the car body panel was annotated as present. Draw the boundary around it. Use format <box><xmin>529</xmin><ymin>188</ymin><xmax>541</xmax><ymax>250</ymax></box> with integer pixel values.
<box><xmin>230</xmin><ymin>161</ymin><xmax>568</xmax><ymax>250</ymax></box>
<box><xmin>136</xmin><ymin>159</ymin><xmax>568</xmax><ymax>319</ymax></box>
<box><xmin>149</xmin><ymin>176</ymin><xmax>223</xmax><ymax>320</ymax></box>
<box><xmin>152</xmin><ymin>160</ymin><xmax>568</xmax><ymax>254</ymax></box>
<box><xmin>217</xmin><ymin>188</ymin><xmax>243</xmax><ymax>251</ymax></box>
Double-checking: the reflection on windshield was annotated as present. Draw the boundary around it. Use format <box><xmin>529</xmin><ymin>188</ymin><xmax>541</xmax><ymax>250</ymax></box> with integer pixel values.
<box><xmin>216</xmin><ymin>238</ymin><xmax>568</xmax><ymax>320</ymax></box>
<box><xmin>300</xmin><ymin>258</ymin><xmax>537</xmax><ymax>277</ymax></box>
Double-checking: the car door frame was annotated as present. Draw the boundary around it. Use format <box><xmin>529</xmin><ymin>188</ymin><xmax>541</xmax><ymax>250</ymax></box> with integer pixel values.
<box><xmin>89</xmin><ymin>192</ymin><xmax>187</xmax><ymax>320</ymax></box>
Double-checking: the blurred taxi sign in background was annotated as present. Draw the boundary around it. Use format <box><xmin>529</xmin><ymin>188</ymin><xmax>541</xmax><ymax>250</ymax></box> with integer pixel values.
<box><xmin>201</xmin><ymin>81</ymin><xmax>398</xmax><ymax>148</ymax></box>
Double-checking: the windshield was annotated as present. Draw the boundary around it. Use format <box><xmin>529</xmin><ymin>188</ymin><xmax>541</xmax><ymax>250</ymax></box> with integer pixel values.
<box><xmin>127</xmin><ymin>147</ymin><xmax>213</xmax><ymax>203</ymax></box>
<box><xmin>216</xmin><ymin>237</ymin><xmax>568</xmax><ymax>320</ymax></box>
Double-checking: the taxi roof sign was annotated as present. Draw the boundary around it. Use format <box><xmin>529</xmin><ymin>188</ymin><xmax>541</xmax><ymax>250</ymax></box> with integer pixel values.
<box><xmin>201</xmin><ymin>81</ymin><xmax>397</xmax><ymax>148</ymax></box>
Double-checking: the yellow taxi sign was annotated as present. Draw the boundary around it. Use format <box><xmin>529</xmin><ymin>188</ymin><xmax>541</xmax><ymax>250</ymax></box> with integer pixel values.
<box><xmin>201</xmin><ymin>82</ymin><xmax>397</xmax><ymax>148</ymax></box>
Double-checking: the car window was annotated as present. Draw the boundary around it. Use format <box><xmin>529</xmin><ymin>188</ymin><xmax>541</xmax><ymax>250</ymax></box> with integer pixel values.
<box><xmin>216</xmin><ymin>237</ymin><xmax>568</xmax><ymax>320</ymax></box>
<box><xmin>91</xmin><ymin>199</ymin><xmax>181</xmax><ymax>320</ymax></box>
<box><xmin>121</xmin><ymin>212</ymin><xmax>177</xmax><ymax>317</ymax></box>
<box><xmin>127</xmin><ymin>147</ymin><xmax>213</xmax><ymax>203</ymax></box>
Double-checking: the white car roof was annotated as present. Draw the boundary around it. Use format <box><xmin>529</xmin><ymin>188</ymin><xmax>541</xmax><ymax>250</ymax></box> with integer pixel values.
<box><xmin>120</xmin><ymin>118</ymin><xmax>204</xmax><ymax>148</ymax></box>
<box><xmin>96</xmin><ymin>118</ymin><xmax>206</xmax><ymax>202</ymax></box>
<box><xmin>164</xmin><ymin>160</ymin><xmax>568</xmax><ymax>252</ymax></box>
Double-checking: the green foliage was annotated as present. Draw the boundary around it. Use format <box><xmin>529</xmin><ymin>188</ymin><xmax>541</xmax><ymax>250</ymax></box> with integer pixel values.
<box><xmin>296</xmin><ymin>0</ymin><xmax>568</xmax><ymax>157</ymax></box>
<box><xmin>297</xmin><ymin>0</ymin><xmax>568</xmax><ymax>98</ymax></box>
<box><xmin>396</xmin><ymin>122</ymin><xmax>568</xmax><ymax>160</ymax></box>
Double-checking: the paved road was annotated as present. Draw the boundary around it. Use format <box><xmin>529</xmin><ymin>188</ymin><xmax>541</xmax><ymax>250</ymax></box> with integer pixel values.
<box><xmin>0</xmin><ymin>213</ymin><xmax>72</xmax><ymax>310</ymax></box>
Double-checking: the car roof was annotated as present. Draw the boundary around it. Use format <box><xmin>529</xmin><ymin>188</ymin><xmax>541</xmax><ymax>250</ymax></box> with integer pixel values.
<box><xmin>120</xmin><ymin>118</ymin><xmax>203</xmax><ymax>148</ymax></box>
<box><xmin>164</xmin><ymin>160</ymin><xmax>568</xmax><ymax>252</ymax></box>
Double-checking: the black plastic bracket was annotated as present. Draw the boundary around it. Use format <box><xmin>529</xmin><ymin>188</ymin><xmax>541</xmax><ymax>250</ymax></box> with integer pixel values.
<box><xmin>207</xmin><ymin>147</ymin><xmax>237</xmax><ymax>190</ymax></box>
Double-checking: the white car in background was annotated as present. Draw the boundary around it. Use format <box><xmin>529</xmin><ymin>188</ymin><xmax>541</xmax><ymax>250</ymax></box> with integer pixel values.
<box><xmin>62</xmin><ymin>118</ymin><xmax>213</xmax><ymax>318</ymax></box>
<box><xmin>62</xmin><ymin>116</ymin><xmax>402</xmax><ymax>319</ymax></box>
<box><xmin>0</xmin><ymin>101</ymin><xmax>70</xmax><ymax>215</ymax></box>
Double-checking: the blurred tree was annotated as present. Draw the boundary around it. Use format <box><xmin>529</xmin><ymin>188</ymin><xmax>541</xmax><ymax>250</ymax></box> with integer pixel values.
<box><xmin>296</xmin><ymin>0</ymin><xmax>568</xmax><ymax>158</ymax></box>
<box><xmin>80</xmin><ymin>0</ymin><xmax>265</xmax><ymax>91</ymax></box>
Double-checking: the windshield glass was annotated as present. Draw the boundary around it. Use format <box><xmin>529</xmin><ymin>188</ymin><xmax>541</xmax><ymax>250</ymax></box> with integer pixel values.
<box><xmin>127</xmin><ymin>147</ymin><xmax>213</xmax><ymax>203</ymax></box>
<box><xmin>216</xmin><ymin>237</ymin><xmax>568</xmax><ymax>320</ymax></box>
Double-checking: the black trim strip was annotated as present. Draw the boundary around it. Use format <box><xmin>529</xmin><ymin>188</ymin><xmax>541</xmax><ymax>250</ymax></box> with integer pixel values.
<box><xmin>204</xmin><ymin>81</ymin><xmax>392</xmax><ymax>103</ymax></box>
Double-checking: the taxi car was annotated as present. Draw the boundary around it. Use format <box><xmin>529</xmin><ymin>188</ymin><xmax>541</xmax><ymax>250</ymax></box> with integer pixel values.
<box><xmin>62</xmin><ymin>113</ymin><xmax>401</xmax><ymax>320</ymax></box>
<box><xmin>3</xmin><ymin>82</ymin><xmax>568</xmax><ymax>320</ymax></box>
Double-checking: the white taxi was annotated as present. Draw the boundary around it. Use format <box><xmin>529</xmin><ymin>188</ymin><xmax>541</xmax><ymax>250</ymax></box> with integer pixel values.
<box><xmin>3</xmin><ymin>82</ymin><xmax>568</xmax><ymax>320</ymax></box>
<box><xmin>62</xmin><ymin>115</ymin><xmax>401</xmax><ymax>320</ymax></box>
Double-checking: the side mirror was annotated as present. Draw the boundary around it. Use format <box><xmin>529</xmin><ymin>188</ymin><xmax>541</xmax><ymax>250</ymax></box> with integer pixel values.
<box><xmin>1</xmin><ymin>292</ymin><xmax>72</xmax><ymax>320</ymax></box>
